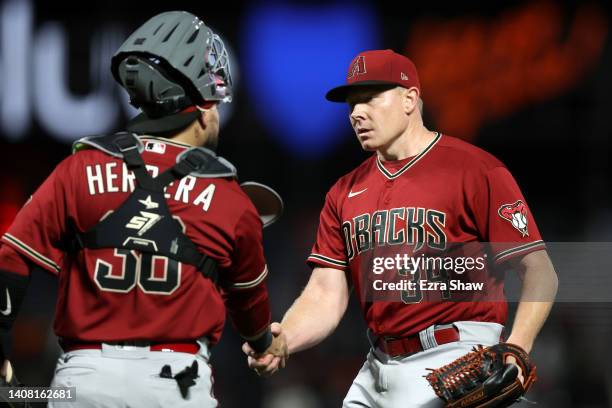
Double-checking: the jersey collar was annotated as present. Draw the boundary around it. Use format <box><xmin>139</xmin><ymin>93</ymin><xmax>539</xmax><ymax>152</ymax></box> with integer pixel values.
<box><xmin>375</xmin><ymin>132</ymin><xmax>441</xmax><ymax>180</ymax></box>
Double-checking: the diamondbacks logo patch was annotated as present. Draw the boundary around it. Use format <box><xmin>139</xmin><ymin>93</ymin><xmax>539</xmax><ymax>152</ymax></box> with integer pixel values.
<box><xmin>347</xmin><ymin>56</ymin><xmax>366</xmax><ymax>79</ymax></box>
<box><xmin>498</xmin><ymin>200</ymin><xmax>529</xmax><ymax>237</ymax></box>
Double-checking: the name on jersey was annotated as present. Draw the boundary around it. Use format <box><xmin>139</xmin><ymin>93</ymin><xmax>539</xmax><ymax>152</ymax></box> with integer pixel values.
<box><xmin>342</xmin><ymin>208</ymin><xmax>447</xmax><ymax>260</ymax></box>
<box><xmin>85</xmin><ymin>163</ymin><xmax>215</xmax><ymax>212</ymax></box>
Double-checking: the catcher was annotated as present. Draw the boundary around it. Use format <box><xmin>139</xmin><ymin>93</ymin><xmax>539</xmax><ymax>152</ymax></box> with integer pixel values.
<box><xmin>0</xmin><ymin>11</ymin><xmax>286</xmax><ymax>407</ymax></box>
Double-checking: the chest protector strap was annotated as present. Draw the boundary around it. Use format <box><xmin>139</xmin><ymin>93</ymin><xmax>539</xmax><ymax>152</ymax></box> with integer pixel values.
<box><xmin>73</xmin><ymin>133</ymin><xmax>236</xmax><ymax>283</ymax></box>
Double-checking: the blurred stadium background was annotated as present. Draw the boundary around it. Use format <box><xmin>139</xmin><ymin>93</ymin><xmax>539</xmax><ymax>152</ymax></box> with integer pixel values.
<box><xmin>0</xmin><ymin>0</ymin><xmax>611</xmax><ymax>406</ymax></box>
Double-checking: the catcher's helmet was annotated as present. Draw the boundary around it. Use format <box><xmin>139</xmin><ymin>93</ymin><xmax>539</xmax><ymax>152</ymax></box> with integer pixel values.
<box><xmin>111</xmin><ymin>11</ymin><xmax>232</xmax><ymax>134</ymax></box>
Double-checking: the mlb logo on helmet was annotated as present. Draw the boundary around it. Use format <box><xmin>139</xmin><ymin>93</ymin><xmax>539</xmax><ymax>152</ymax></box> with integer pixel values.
<box><xmin>326</xmin><ymin>49</ymin><xmax>421</xmax><ymax>102</ymax></box>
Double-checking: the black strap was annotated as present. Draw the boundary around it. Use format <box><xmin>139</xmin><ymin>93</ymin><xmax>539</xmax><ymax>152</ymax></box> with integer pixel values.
<box><xmin>197</xmin><ymin>256</ymin><xmax>218</xmax><ymax>283</ymax></box>
<box><xmin>72</xmin><ymin>134</ymin><xmax>220</xmax><ymax>284</ymax></box>
<box><xmin>155</xmin><ymin>149</ymin><xmax>211</xmax><ymax>189</ymax></box>
<box><xmin>74</xmin><ymin>224</ymin><xmax>219</xmax><ymax>285</ymax></box>
<box><xmin>113</xmin><ymin>134</ymin><xmax>158</xmax><ymax>191</ymax></box>
<box><xmin>172</xmin><ymin>234</ymin><xmax>219</xmax><ymax>283</ymax></box>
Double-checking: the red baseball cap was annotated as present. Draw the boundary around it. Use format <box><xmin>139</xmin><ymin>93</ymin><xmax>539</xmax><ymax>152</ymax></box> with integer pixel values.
<box><xmin>326</xmin><ymin>49</ymin><xmax>420</xmax><ymax>102</ymax></box>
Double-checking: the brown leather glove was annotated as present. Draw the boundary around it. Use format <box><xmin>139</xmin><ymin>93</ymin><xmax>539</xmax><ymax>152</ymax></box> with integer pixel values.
<box><xmin>426</xmin><ymin>343</ymin><xmax>537</xmax><ymax>408</ymax></box>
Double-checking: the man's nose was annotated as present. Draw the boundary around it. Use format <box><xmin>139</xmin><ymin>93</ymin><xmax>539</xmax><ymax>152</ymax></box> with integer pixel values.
<box><xmin>350</xmin><ymin>105</ymin><xmax>366</xmax><ymax>122</ymax></box>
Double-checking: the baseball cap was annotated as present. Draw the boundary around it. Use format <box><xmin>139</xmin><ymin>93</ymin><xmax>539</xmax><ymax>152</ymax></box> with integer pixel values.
<box><xmin>325</xmin><ymin>49</ymin><xmax>420</xmax><ymax>102</ymax></box>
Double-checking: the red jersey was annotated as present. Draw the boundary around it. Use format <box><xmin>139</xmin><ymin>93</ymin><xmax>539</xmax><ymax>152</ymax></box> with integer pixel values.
<box><xmin>1</xmin><ymin>136</ymin><xmax>270</xmax><ymax>344</ymax></box>
<box><xmin>307</xmin><ymin>134</ymin><xmax>545</xmax><ymax>337</ymax></box>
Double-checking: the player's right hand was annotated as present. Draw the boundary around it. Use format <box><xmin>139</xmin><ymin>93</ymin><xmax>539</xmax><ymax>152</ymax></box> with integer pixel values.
<box><xmin>242</xmin><ymin>322</ymin><xmax>288</xmax><ymax>377</ymax></box>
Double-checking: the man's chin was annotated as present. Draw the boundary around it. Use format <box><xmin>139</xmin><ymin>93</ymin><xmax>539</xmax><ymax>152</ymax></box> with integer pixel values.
<box><xmin>360</xmin><ymin>141</ymin><xmax>379</xmax><ymax>152</ymax></box>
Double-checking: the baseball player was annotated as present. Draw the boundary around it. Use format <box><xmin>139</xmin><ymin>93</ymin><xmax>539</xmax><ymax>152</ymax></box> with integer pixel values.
<box><xmin>245</xmin><ymin>50</ymin><xmax>558</xmax><ymax>407</ymax></box>
<box><xmin>0</xmin><ymin>11</ymin><xmax>286</xmax><ymax>407</ymax></box>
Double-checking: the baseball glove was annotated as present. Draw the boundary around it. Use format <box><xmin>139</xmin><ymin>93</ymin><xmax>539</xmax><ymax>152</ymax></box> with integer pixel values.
<box><xmin>425</xmin><ymin>343</ymin><xmax>536</xmax><ymax>408</ymax></box>
<box><xmin>0</xmin><ymin>361</ymin><xmax>31</xmax><ymax>408</ymax></box>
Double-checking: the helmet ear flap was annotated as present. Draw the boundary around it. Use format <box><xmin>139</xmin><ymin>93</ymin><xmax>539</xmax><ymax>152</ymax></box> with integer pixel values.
<box><xmin>117</xmin><ymin>56</ymin><xmax>192</xmax><ymax>117</ymax></box>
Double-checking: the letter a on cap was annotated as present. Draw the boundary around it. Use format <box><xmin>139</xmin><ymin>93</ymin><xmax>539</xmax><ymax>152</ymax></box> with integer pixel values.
<box><xmin>347</xmin><ymin>56</ymin><xmax>366</xmax><ymax>79</ymax></box>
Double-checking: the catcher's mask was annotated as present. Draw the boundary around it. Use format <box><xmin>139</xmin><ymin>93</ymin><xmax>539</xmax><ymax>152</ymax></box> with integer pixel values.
<box><xmin>111</xmin><ymin>11</ymin><xmax>232</xmax><ymax>135</ymax></box>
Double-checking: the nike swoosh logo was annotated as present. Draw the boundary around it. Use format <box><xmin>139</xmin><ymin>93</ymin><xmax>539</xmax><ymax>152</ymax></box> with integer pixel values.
<box><xmin>348</xmin><ymin>188</ymin><xmax>368</xmax><ymax>198</ymax></box>
<box><xmin>0</xmin><ymin>288</ymin><xmax>11</xmax><ymax>316</ymax></box>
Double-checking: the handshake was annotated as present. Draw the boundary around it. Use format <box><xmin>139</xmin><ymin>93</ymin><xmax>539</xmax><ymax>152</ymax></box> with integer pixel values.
<box><xmin>242</xmin><ymin>322</ymin><xmax>288</xmax><ymax>377</ymax></box>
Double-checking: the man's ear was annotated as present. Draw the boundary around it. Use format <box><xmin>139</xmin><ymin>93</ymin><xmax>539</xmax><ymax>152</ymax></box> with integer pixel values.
<box><xmin>197</xmin><ymin>110</ymin><xmax>207</xmax><ymax>129</ymax></box>
<box><xmin>402</xmin><ymin>87</ymin><xmax>420</xmax><ymax>114</ymax></box>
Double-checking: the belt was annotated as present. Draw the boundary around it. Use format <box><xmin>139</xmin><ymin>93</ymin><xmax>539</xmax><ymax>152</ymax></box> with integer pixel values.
<box><xmin>61</xmin><ymin>341</ymin><xmax>200</xmax><ymax>354</ymax></box>
<box><xmin>374</xmin><ymin>325</ymin><xmax>460</xmax><ymax>357</ymax></box>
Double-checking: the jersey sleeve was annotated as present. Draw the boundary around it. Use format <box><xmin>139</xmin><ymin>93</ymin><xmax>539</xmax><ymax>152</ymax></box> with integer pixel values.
<box><xmin>221</xmin><ymin>207</ymin><xmax>271</xmax><ymax>339</ymax></box>
<box><xmin>0</xmin><ymin>243</ymin><xmax>31</xmax><ymax>277</ymax></box>
<box><xmin>472</xmin><ymin>166</ymin><xmax>546</xmax><ymax>264</ymax></box>
<box><xmin>0</xmin><ymin>159</ymin><xmax>72</xmax><ymax>274</ymax></box>
<box><xmin>0</xmin><ymin>243</ymin><xmax>32</xmax><ymax>332</ymax></box>
<box><xmin>307</xmin><ymin>184</ymin><xmax>349</xmax><ymax>270</ymax></box>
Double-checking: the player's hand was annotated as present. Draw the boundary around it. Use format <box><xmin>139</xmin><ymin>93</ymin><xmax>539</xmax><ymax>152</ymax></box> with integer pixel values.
<box><xmin>504</xmin><ymin>336</ymin><xmax>532</xmax><ymax>386</ymax></box>
<box><xmin>0</xmin><ymin>359</ymin><xmax>12</xmax><ymax>380</ymax></box>
<box><xmin>505</xmin><ymin>355</ymin><xmax>524</xmax><ymax>385</ymax></box>
<box><xmin>265</xmin><ymin>323</ymin><xmax>288</xmax><ymax>360</ymax></box>
<box><xmin>242</xmin><ymin>322</ymin><xmax>288</xmax><ymax>377</ymax></box>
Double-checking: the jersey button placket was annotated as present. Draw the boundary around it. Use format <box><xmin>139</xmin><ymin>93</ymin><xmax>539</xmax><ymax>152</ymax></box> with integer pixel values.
<box><xmin>383</xmin><ymin>179</ymin><xmax>394</xmax><ymax>204</ymax></box>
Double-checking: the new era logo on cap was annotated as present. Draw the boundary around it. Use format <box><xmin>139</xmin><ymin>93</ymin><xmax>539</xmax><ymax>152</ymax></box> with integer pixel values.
<box><xmin>326</xmin><ymin>49</ymin><xmax>421</xmax><ymax>102</ymax></box>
